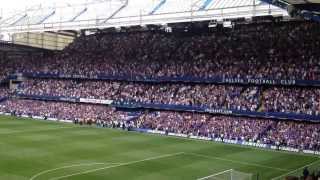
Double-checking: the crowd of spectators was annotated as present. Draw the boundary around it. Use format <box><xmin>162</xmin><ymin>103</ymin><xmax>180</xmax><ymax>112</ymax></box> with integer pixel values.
<box><xmin>0</xmin><ymin>21</ymin><xmax>316</xmax><ymax>115</ymax></box>
<box><xmin>18</xmin><ymin>78</ymin><xmax>320</xmax><ymax>115</ymax></box>
<box><xmin>0</xmin><ymin>21</ymin><xmax>319</xmax><ymax>81</ymax></box>
<box><xmin>264</xmin><ymin>120</ymin><xmax>320</xmax><ymax>151</ymax></box>
<box><xmin>54</xmin><ymin>21</ymin><xmax>319</xmax><ymax>80</ymax></box>
<box><xmin>0</xmin><ymin>75</ymin><xmax>6</xmax><ymax>82</ymax></box>
<box><xmin>263</xmin><ymin>87</ymin><xmax>320</xmax><ymax>115</ymax></box>
<box><xmin>135</xmin><ymin>111</ymin><xmax>271</xmax><ymax>141</ymax></box>
<box><xmin>0</xmin><ymin>21</ymin><xmax>319</xmax><ymax>153</ymax></box>
<box><xmin>134</xmin><ymin>111</ymin><xmax>320</xmax><ymax>151</ymax></box>
<box><xmin>0</xmin><ymin>21</ymin><xmax>317</xmax><ymax>116</ymax></box>
<box><xmin>19</xmin><ymin>79</ymin><xmax>259</xmax><ymax>111</ymax></box>
<box><xmin>0</xmin><ymin>86</ymin><xmax>10</xmax><ymax>99</ymax></box>
<box><xmin>0</xmin><ymin>99</ymin><xmax>127</xmax><ymax>123</ymax></box>
<box><xmin>0</xmin><ymin>98</ymin><xmax>319</xmax><ymax>151</ymax></box>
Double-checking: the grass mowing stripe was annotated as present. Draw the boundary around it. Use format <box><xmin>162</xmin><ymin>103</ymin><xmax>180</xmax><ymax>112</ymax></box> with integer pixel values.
<box><xmin>186</xmin><ymin>152</ymin><xmax>289</xmax><ymax>172</ymax></box>
<box><xmin>46</xmin><ymin>152</ymin><xmax>185</xmax><ymax>180</ymax></box>
<box><xmin>270</xmin><ymin>159</ymin><xmax>320</xmax><ymax>180</ymax></box>
<box><xmin>0</xmin><ymin>127</ymin><xmax>76</xmax><ymax>135</ymax></box>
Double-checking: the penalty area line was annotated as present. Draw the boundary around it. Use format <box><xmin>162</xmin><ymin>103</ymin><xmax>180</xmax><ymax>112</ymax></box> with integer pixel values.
<box><xmin>29</xmin><ymin>162</ymin><xmax>122</xmax><ymax>180</ymax></box>
<box><xmin>47</xmin><ymin>152</ymin><xmax>185</xmax><ymax>180</ymax></box>
<box><xmin>197</xmin><ymin>169</ymin><xmax>233</xmax><ymax>180</ymax></box>
<box><xmin>186</xmin><ymin>152</ymin><xmax>289</xmax><ymax>172</ymax></box>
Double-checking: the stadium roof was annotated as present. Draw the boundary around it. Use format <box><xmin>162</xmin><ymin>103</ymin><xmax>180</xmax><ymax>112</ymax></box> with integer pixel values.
<box><xmin>283</xmin><ymin>0</ymin><xmax>320</xmax><ymax>4</ymax></box>
<box><xmin>0</xmin><ymin>0</ymin><xmax>288</xmax><ymax>33</ymax></box>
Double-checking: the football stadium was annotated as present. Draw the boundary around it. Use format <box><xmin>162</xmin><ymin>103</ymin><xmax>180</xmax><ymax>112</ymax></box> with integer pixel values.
<box><xmin>0</xmin><ymin>0</ymin><xmax>320</xmax><ymax>179</ymax></box>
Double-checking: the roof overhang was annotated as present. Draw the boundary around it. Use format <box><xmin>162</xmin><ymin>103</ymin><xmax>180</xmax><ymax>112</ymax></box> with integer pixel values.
<box><xmin>0</xmin><ymin>4</ymin><xmax>288</xmax><ymax>33</ymax></box>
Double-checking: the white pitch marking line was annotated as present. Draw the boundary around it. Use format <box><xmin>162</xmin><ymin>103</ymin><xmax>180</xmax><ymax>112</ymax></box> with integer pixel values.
<box><xmin>0</xmin><ymin>127</ymin><xmax>76</xmax><ymax>135</ymax></box>
<box><xmin>186</xmin><ymin>152</ymin><xmax>289</xmax><ymax>172</ymax></box>
<box><xmin>48</xmin><ymin>152</ymin><xmax>185</xmax><ymax>180</ymax></box>
<box><xmin>197</xmin><ymin>169</ymin><xmax>233</xmax><ymax>180</ymax></box>
<box><xmin>271</xmin><ymin>159</ymin><xmax>320</xmax><ymax>180</ymax></box>
<box><xmin>30</xmin><ymin>162</ymin><xmax>122</xmax><ymax>180</ymax></box>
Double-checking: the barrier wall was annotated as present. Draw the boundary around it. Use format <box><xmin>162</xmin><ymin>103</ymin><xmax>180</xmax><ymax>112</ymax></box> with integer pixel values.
<box><xmin>22</xmin><ymin>72</ymin><xmax>320</xmax><ymax>87</ymax></box>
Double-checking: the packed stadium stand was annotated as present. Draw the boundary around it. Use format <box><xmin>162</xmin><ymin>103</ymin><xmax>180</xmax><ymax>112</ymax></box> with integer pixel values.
<box><xmin>0</xmin><ymin>1</ymin><xmax>320</xmax><ymax>179</ymax></box>
<box><xmin>0</xmin><ymin>19</ymin><xmax>319</xmax><ymax>151</ymax></box>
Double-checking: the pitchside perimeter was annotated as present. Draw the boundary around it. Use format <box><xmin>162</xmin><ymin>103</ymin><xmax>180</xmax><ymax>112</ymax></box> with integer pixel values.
<box><xmin>0</xmin><ymin>116</ymin><xmax>318</xmax><ymax>180</ymax></box>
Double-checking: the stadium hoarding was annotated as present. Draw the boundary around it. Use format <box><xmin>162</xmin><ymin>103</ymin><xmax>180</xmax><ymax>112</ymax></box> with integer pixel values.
<box><xmin>79</xmin><ymin>98</ymin><xmax>113</xmax><ymax>105</ymax></box>
<box><xmin>15</xmin><ymin>94</ymin><xmax>320</xmax><ymax>122</ymax></box>
<box><xmin>22</xmin><ymin>72</ymin><xmax>320</xmax><ymax>87</ymax></box>
<box><xmin>16</xmin><ymin>94</ymin><xmax>79</xmax><ymax>102</ymax></box>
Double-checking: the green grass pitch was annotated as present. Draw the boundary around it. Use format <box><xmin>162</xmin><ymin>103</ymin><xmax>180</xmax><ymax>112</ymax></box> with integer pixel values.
<box><xmin>0</xmin><ymin>115</ymin><xmax>319</xmax><ymax>180</ymax></box>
